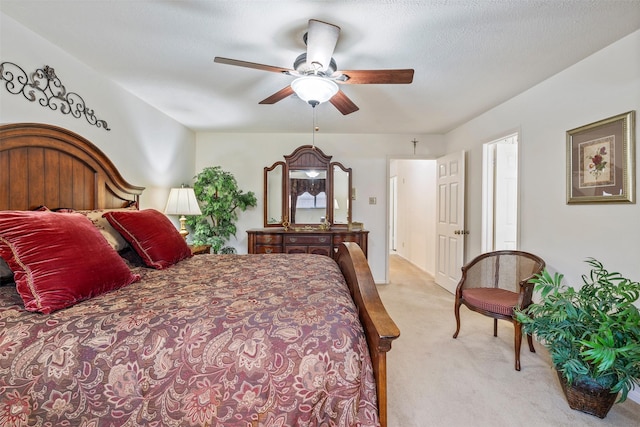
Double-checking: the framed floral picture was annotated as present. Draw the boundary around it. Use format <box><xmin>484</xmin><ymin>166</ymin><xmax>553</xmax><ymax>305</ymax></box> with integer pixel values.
<box><xmin>566</xmin><ymin>111</ymin><xmax>635</xmax><ymax>204</ymax></box>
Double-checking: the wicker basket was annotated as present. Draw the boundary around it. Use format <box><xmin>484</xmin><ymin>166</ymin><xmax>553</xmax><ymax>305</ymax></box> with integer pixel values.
<box><xmin>556</xmin><ymin>371</ymin><xmax>617</xmax><ymax>418</ymax></box>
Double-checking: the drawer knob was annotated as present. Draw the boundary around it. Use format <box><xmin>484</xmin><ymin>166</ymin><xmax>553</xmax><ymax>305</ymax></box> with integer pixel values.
<box><xmin>265</xmin><ymin>248</ymin><xmax>273</xmax><ymax>254</ymax></box>
<box><xmin>319</xmin><ymin>237</ymin><xmax>327</xmax><ymax>242</ymax></box>
<box><xmin>290</xmin><ymin>237</ymin><xmax>297</xmax><ymax>242</ymax></box>
<box><xmin>265</xmin><ymin>237</ymin><xmax>272</xmax><ymax>243</ymax></box>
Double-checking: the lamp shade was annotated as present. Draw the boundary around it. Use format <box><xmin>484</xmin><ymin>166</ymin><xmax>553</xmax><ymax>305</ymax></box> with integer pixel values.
<box><xmin>164</xmin><ymin>187</ymin><xmax>202</xmax><ymax>216</ymax></box>
<box><xmin>291</xmin><ymin>75</ymin><xmax>339</xmax><ymax>104</ymax></box>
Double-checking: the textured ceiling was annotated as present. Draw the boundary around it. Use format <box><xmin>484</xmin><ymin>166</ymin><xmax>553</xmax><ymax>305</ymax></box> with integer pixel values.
<box><xmin>2</xmin><ymin>1</ymin><xmax>640</xmax><ymax>134</ymax></box>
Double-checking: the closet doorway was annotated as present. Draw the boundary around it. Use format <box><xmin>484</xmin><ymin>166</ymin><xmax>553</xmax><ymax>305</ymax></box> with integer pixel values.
<box><xmin>482</xmin><ymin>133</ymin><xmax>519</xmax><ymax>251</ymax></box>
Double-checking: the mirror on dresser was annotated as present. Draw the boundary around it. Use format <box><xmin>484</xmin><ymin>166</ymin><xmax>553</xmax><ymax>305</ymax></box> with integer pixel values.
<box><xmin>263</xmin><ymin>145</ymin><xmax>352</xmax><ymax>228</ymax></box>
<box><xmin>253</xmin><ymin>146</ymin><xmax>367</xmax><ymax>259</ymax></box>
<box><xmin>288</xmin><ymin>168</ymin><xmax>327</xmax><ymax>224</ymax></box>
<box><xmin>264</xmin><ymin>161</ymin><xmax>285</xmax><ymax>225</ymax></box>
<box><xmin>332</xmin><ymin>162</ymin><xmax>351</xmax><ymax>225</ymax></box>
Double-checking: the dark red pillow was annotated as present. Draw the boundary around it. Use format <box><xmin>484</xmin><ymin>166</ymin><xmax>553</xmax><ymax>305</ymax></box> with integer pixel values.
<box><xmin>103</xmin><ymin>209</ymin><xmax>192</xmax><ymax>269</ymax></box>
<box><xmin>0</xmin><ymin>211</ymin><xmax>140</xmax><ymax>313</ymax></box>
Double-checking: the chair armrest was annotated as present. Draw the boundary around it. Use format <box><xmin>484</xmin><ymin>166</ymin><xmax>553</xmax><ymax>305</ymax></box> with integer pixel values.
<box><xmin>517</xmin><ymin>274</ymin><xmax>538</xmax><ymax>307</ymax></box>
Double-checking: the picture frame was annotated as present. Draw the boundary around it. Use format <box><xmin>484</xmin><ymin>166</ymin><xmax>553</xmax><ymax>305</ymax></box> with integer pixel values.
<box><xmin>566</xmin><ymin>111</ymin><xmax>635</xmax><ymax>204</ymax></box>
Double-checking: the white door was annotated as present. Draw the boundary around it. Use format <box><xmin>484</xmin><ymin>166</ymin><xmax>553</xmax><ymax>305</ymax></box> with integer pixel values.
<box><xmin>435</xmin><ymin>151</ymin><xmax>466</xmax><ymax>294</ymax></box>
<box><xmin>494</xmin><ymin>142</ymin><xmax>518</xmax><ymax>249</ymax></box>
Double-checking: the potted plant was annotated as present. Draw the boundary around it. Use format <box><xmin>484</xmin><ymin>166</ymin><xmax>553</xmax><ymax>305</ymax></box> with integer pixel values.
<box><xmin>186</xmin><ymin>166</ymin><xmax>257</xmax><ymax>254</ymax></box>
<box><xmin>514</xmin><ymin>258</ymin><xmax>640</xmax><ymax>418</ymax></box>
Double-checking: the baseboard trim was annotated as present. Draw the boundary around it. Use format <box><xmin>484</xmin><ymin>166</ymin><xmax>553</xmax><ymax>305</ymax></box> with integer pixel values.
<box><xmin>628</xmin><ymin>387</ymin><xmax>640</xmax><ymax>404</ymax></box>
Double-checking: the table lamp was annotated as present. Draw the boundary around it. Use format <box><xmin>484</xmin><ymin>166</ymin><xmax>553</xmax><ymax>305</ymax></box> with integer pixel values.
<box><xmin>164</xmin><ymin>186</ymin><xmax>202</xmax><ymax>239</ymax></box>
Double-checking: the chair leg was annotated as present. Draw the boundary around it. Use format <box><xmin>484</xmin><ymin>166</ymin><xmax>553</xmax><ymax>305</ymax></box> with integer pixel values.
<box><xmin>527</xmin><ymin>333</ymin><xmax>536</xmax><ymax>353</ymax></box>
<box><xmin>493</xmin><ymin>318</ymin><xmax>498</xmax><ymax>337</ymax></box>
<box><xmin>514</xmin><ymin>321</ymin><xmax>522</xmax><ymax>371</ymax></box>
<box><xmin>453</xmin><ymin>300</ymin><xmax>461</xmax><ymax>339</ymax></box>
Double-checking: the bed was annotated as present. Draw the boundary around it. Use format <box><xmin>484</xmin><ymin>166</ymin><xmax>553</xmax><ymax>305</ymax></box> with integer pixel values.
<box><xmin>0</xmin><ymin>123</ymin><xmax>400</xmax><ymax>427</ymax></box>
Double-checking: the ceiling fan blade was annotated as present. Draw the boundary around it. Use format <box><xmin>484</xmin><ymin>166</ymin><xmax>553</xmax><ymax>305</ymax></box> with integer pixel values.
<box><xmin>330</xmin><ymin>90</ymin><xmax>359</xmax><ymax>115</ymax></box>
<box><xmin>259</xmin><ymin>86</ymin><xmax>295</xmax><ymax>104</ymax></box>
<box><xmin>214</xmin><ymin>57</ymin><xmax>293</xmax><ymax>74</ymax></box>
<box><xmin>306</xmin><ymin>19</ymin><xmax>340</xmax><ymax>72</ymax></box>
<box><xmin>334</xmin><ymin>69</ymin><xmax>414</xmax><ymax>84</ymax></box>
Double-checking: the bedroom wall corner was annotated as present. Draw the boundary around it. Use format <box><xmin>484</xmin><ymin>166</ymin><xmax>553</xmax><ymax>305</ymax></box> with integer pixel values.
<box><xmin>0</xmin><ymin>12</ymin><xmax>196</xmax><ymax>211</ymax></box>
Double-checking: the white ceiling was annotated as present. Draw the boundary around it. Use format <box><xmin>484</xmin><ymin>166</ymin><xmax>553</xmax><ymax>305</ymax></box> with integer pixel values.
<box><xmin>2</xmin><ymin>1</ymin><xmax>640</xmax><ymax>134</ymax></box>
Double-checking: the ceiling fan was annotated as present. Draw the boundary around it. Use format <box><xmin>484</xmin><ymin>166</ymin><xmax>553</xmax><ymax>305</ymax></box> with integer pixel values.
<box><xmin>214</xmin><ymin>19</ymin><xmax>414</xmax><ymax>115</ymax></box>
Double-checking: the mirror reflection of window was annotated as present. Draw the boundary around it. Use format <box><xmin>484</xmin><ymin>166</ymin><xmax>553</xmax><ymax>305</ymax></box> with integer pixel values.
<box><xmin>295</xmin><ymin>191</ymin><xmax>327</xmax><ymax>209</ymax></box>
<box><xmin>296</xmin><ymin>192</ymin><xmax>315</xmax><ymax>208</ymax></box>
<box><xmin>316</xmin><ymin>192</ymin><xmax>326</xmax><ymax>208</ymax></box>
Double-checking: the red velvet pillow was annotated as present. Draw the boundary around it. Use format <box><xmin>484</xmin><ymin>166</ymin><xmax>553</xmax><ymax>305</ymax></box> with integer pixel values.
<box><xmin>0</xmin><ymin>211</ymin><xmax>140</xmax><ymax>313</ymax></box>
<box><xmin>103</xmin><ymin>209</ymin><xmax>192</xmax><ymax>269</ymax></box>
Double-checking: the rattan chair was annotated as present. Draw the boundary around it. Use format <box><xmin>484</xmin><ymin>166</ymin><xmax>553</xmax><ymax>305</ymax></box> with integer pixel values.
<box><xmin>452</xmin><ymin>250</ymin><xmax>545</xmax><ymax>371</ymax></box>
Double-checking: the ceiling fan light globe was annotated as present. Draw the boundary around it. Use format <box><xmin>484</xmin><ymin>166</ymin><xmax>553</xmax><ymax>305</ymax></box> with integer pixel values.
<box><xmin>291</xmin><ymin>76</ymin><xmax>338</xmax><ymax>105</ymax></box>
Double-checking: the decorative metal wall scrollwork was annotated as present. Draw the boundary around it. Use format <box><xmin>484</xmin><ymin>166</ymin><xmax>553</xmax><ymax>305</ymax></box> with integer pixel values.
<box><xmin>0</xmin><ymin>62</ymin><xmax>110</xmax><ymax>131</ymax></box>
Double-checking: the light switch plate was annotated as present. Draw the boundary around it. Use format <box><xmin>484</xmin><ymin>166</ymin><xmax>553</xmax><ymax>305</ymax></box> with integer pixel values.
<box><xmin>369</xmin><ymin>197</ymin><xmax>377</xmax><ymax>205</ymax></box>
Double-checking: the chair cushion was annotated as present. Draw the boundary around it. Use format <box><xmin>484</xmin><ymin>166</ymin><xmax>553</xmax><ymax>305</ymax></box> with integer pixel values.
<box><xmin>462</xmin><ymin>288</ymin><xmax>519</xmax><ymax>316</ymax></box>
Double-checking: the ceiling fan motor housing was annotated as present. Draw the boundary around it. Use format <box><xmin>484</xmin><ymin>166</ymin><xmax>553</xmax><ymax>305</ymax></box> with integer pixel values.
<box><xmin>294</xmin><ymin>53</ymin><xmax>337</xmax><ymax>76</ymax></box>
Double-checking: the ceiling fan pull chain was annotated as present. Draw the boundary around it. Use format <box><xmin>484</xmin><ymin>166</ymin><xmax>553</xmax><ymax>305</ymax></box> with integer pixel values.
<box><xmin>312</xmin><ymin>104</ymin><xmax>316</xmax><ymax>148</ymax></box>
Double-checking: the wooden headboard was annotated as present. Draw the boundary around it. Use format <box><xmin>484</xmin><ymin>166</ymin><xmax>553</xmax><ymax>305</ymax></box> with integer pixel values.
<box><xmin>0</xmin><ymin>123</ymin><xmax>144</xmax><ymax>210</ymax></box>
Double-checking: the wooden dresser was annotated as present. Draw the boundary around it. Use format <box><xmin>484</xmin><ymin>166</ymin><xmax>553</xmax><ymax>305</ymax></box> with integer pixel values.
<box><xmin>247</xmin><ymin>228</ymin><xmax>369</xmax><ymax>259</ymax></box>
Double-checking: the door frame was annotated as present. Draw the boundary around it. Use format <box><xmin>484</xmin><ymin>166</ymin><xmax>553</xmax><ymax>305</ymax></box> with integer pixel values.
<box><xmin>385</xmin><ymin>154</ymin><xmax>437</xmax><ymax>283</ymax></box>
<box><xmin>481</xmin><ymin>132</ymin><xmax>520</xmax><ymax>252</ymax></box>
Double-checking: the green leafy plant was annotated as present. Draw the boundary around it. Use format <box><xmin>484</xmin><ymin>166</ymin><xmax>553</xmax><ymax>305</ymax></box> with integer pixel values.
<box><xmin>185</xmin><ymin>166</ymin><xmax>257</xmax><ymax>254</ymax></box>
<box><xmin>515</xmin><ymin>258</ymin><xmax>640</xmax><ymax>402</ymax></box>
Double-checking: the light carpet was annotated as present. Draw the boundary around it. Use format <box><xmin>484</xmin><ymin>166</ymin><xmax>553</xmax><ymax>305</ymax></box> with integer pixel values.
<box><xmin>377</xmin><ymin>255</ymin><xmax>640</xmax><ymax>427</ymax></box>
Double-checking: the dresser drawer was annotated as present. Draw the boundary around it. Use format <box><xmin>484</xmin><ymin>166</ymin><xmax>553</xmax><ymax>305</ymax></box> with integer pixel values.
<box><xmin>284</xmin><ymin>234</ymin><xmax>330</xmax><ymax>245</ymax></box>
<box><xmin>284</xmin><ymin>246</ymin><xmax>308</xmax><ymax>255</ymax></box>
<box><xmin>255</xmin><ymin>234</ymin><xmax>283</xmax><ymax>244</ymax></box>
<box><xmin>254</xmin><ymin>245</ymin><xmax>283</xmax><ymax>254</ymax></box>
<box><xmin>333</xmin><ymin>233</ymin><xmax>361</xmax><ymax>244</ymax></box>
<box><xmin>248</xmin><ymin>229</ymin><xmax>367</xmax><ymax>259</ymax></box>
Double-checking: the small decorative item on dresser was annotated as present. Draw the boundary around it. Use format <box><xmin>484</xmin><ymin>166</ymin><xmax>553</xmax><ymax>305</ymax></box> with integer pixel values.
<box><xmin>348</xmin><ymin>221</ymin><xmax>364</xmax><ymax>231</ymax></box>
<box><xmin>189</xmin><ymin>244</ymin><xmax>211</xmax><ymax>255</ymax></box>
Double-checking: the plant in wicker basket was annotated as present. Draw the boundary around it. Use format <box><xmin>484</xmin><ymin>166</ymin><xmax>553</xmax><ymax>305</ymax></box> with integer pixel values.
<box><xmin>514</xmin><ymin>258</ymin><xmax>640</xmax><ymax>418</ymax></box>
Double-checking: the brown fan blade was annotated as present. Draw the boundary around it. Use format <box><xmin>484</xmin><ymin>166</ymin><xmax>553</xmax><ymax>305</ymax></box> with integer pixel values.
<box><xmin>330</xmin><ymin>90</ymin><xmax>359</xmax><ymax>115</ymax></box>
<box><xmin>259</xmin><ymin>86</ymin><xmax>295</xmax><ymax>104</ymax></box>
<box><xmin>214</xmin><ymin>57</ymin><xmax>293</xmax><ymax>74</ymax></box>
<box><xmin>334</xmin><ymin>69</ymin><xmax>414</xmax><ymax>84</ymax></box>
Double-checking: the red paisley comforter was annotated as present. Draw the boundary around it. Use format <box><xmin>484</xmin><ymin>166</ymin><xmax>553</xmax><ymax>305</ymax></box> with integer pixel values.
<box><xmin>0</xmin><ymin>254</ymin><xmax>379</xmax><ymax>427</ymax></box>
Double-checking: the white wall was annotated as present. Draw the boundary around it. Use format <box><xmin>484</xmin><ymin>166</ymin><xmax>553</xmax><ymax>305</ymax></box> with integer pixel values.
<box><xmin>446</xmin><ymin>33</ymin><xmax>640</xmax><ymax>406</ymax></box>
<box><xmin>445</xmin><ymin>29</ymin><xmax>640</xmax><ymax>404</ymax></box>
<box><xmin>0</xmin><ymin>13</ymin><xmax>195</xmax><ymax>210</ymax></box>
<box><xmin>445</xmin><ymin>29</ymin><xmax>640</xmax><ymax>286</ymax></box>
<box><xmin>195</xmin><ymin>133</ymin><xmax>446</xmax><ymax>283</ymax></box>
<box><xmin>392</xmin><ymin>159</ymin><xmax>437</xmax><ymax>275</ymax></box>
